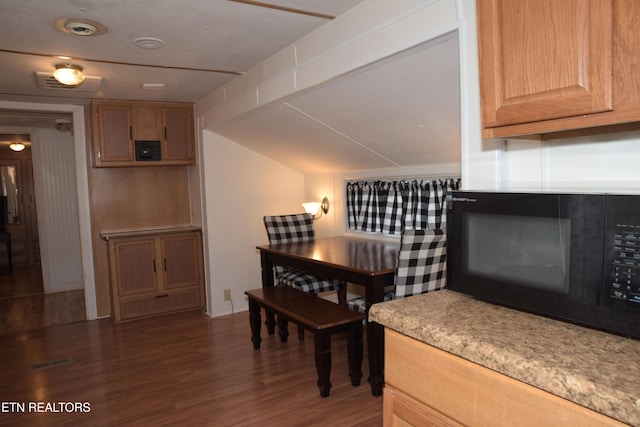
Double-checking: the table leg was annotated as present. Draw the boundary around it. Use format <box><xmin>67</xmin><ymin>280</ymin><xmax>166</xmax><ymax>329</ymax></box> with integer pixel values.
<box><xmin>367</xmin><ymin>322</ymin><xmax>385</xmax><ymax>396</ymax></box>
<box><xmin>366</xmin><ymin>280</ymin><xmax>386</xmax><ymax>396</ymax></box>
<box><xmin>260</xmin><ymin>251</ymin><xmax>276</xmax><ymax>335</ymax></box>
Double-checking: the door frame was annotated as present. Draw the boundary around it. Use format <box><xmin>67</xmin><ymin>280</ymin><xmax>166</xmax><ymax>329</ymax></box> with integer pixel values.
<box><xmin>0</xmin><ymin>100</ymin><xmax>97</xmax><ymax>320</ymax></box>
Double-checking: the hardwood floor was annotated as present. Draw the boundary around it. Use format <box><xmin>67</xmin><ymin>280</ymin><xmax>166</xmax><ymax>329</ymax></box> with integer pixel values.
<box><xmin>0</xmin><ymin>309</ymin><xmax>383</xmax><ymax>426</ymax></box>
<box><xmin>0</xmin><ymin>264</ymin><xmax>44</xmax><ymax>298</ymax></box>
<box><xmin>0</xmin><ymin>264</ymin><xmax>87</xmax><ymax>335</ymax></box>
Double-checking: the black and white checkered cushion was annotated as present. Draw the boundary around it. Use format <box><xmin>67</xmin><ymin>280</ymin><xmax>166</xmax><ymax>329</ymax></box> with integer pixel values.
<box><xmin>278</xmin><ymin>269</ymin><xmax>343</xmax><ymax>294</ymax></box>
<box><xmin>263</xmin><ymin>213</ymin><xmax>343</xmax><ymax>295</ymax></box>
<box><xmin>347</xmin><ymin>291</ymin><xmax>395</xmax><ymax>313</ymax></box>
<box><xmin>347</xmin><ymin>229</ymin><xmax>446</xmax><ymax>313</ymax></box>
<box><xmin>394</xmin><ymin>229</ymin><xmax>446</xmax><ymax>297</ymax></box>
<box><xmin>264</xmin><ymin>213</ymin><xmax>315</xmax><ymax>244</ymax></box>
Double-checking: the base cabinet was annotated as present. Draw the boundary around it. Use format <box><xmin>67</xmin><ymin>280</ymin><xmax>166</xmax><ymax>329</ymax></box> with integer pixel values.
<box><xmin>106</xmin><ymin>229</ymin><xmax>204</xmax><ymax>321</ymax></box>
<box><xmin>383</xmin><ymin>329</ymin><xmax>626</xmax><ymax>427</ymax></box>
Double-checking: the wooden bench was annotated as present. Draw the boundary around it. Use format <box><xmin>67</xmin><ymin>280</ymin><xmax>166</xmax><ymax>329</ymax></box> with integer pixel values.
<box><xmin>245</xmin><ymin>286</ymin><xmax>365</xmax><ymax>397</ymax></box>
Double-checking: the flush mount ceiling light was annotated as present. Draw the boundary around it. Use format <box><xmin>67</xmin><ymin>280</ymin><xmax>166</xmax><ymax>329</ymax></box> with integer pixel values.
<box><xmin>53</xmin><ymin>63</ymin><xmax>85</xmax><ymax>86</ymax></box>
<box><xmin>9</xmin><ymin>142</ymin><xmax>26</xmax><ymax>152</ymax></box>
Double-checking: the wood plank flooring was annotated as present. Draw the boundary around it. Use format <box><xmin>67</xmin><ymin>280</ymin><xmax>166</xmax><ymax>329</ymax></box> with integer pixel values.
<box><xmin>0</xmin><ymin>264</ymin><xmax>86</xmax><ymax>335</ymax></box>
<box><xmin>0</xmin><ymin>309</ymin><xmax>383</xmax><ymax>426</ymax></box>
<box><xmin>0</xmin><ymin>290</ymin><xmax>86</xmax><ymax>335</ymax></box>
<box><xmin>0</xmin><ymin>264</ymin><xmax>44</xmax><ymax>298</ymax></box>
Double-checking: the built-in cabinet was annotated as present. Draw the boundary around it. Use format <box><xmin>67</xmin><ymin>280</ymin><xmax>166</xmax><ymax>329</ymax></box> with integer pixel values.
<box><xmin>383</xmin><ymin>329</ymin><xmax>626</xmax><ymax>426</ymax></box>
<box><xmin>477</xmin><ymin>0</ymin><xmax>640</xmax><ymax>139</ymax></box>
<box><xmin>92</xmin><ymin>100</ymin><xmax>195</xmax><ymax>167</ymax></box>
<box><xmin>103</xmin><ymin>228</ymin><xmax>204</xmax><ymax>321</ymax></box>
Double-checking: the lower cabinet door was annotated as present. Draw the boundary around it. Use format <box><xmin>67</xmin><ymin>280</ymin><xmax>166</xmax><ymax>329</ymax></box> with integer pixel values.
<box><xmin>113</xmin><ymin>238</ymin><xmax>157</xmax><ymax>296</ymax></box>
<box><xmin>160</xmin><ymin>234</ymin><xmax>202</xmax><ymax>289</ymax></box>
<box><xmin>383</xmin><ymin>387</ymin><xmax>461</xmax><ymax>427</ymax></box>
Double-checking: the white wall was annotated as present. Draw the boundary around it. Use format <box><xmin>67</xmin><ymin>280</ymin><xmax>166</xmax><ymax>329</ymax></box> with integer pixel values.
<box><xmin>201</xmin><ymin>130</ymin><xmax>305</xmax><ymax>316</ymax></box>
<box><xmin>32</xmin><ymin>128</ymin><xmax>84</xmax><ymax>293</ymax></box>
<box><xmin>196</xmin><ymin>0</ymin><xmax>484</xmax><ymax>314</ymax></box>
<box><xmin>501</xmin><ymin>131</ymin><xmax>640</xmax><ymax>192</ymax></box>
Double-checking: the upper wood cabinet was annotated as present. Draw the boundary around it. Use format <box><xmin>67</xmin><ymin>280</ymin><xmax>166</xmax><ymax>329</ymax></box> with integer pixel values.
<box><xmin>92</xmin><ymin>100</ymin><xmax>195</xmax><ymax>167</ymax></box>
<box><xmin>477</xmin><ymin>0</ymin><xmax>640</xmax><ymax>139</ymax></box>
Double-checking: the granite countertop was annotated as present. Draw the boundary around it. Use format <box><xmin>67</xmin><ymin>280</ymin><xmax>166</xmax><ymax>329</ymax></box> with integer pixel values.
<box><xmin>369</xmin><ymin>290</ymin><xmax>640</xmax><ymax>426</ymax></box>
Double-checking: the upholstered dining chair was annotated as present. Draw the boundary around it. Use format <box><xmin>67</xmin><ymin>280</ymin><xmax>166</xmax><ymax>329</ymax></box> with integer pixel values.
<box><xmin>263</xmin><ymin>213</ymin><xmax>347</xmax><ymax>338</ymax></box>
<box><xmin>347</xmin><ymin>228</ymin><xmax>447</xmax><ymax>313</ymax></box>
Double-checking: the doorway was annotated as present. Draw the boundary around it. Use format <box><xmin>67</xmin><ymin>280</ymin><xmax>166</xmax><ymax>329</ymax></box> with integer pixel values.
<box><xmin>0</xmin><ymin>132</ymin><xmax>87</xmax><ymax>333</ymax></box>
<box><xmin>0</xmin><ymin>101</ymin><xmax>97</xmax><ymax>322</ymax></box>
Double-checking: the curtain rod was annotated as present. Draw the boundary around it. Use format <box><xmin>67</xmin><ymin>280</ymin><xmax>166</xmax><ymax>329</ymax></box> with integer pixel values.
<box><xmin>344</xmin><ymin>176</ymin><xmax>461</xmax><ymax>182</ymax></box>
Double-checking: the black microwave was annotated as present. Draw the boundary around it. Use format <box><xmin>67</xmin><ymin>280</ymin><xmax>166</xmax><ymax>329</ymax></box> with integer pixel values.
<box><xmin>446</xmin><ymin>191</ymin><xmax>640</xmax><ymax>339</ymax></box>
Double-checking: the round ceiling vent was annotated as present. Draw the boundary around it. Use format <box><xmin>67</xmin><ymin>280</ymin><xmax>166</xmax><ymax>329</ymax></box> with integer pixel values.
<box><xmin>55</xmin><ymin>18</ymin><xmax>108</xmax><ymax>36</ymax></box>
<box><xmin>55</xmin><ymin>118</ymin><xmax>73</xmax><ymax>133</ymax></box>
<box><xmin>65</xmin><ymin>21</ymin><xmax>97</xmax><ymax>36</ymax></box>
<box><xmin>133</xmin><ymin>37</ymin><xmax>165</xmax><ymax>49</ymax></box>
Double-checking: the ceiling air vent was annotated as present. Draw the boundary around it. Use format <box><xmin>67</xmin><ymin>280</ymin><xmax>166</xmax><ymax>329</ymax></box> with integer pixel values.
<box><xmin>35</xmin><ymin>72</ymin><xmax>103</xmax><ymax>92</ymax></box>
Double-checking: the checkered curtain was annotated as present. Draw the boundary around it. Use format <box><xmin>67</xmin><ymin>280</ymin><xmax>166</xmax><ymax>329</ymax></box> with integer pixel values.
<box><xmin>346</xmin><ymin>178</ymin><xmax>461</xmax><ymax>235</ymax></box>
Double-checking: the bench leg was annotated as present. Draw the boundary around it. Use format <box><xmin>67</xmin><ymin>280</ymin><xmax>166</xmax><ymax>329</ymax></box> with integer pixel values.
<box><xmin>278</xmin><ymin>317</ymin><xmax>289</xmax><ymax>343</ymax></box>
<box><xmin>314</xmin><ymin>332</ymin><xmax>332</xmax><ymax>397</ymax></box>
<box><xmin>297</xmin><ymin>325</ymin><xmax>304</xmax><ymax>341</ymax></box>
<box><xmin>348</xmin><ymin>322</ymin><xmax>363</xmax><ymax>387</ymax></box>
<box><xmin>265</xmin><ymin>310</ymin><xmax>276</xmax><ymax>335</ymax></box>
<box><xmin>248</xmin><ymin>298</ymin><xmax>262</xmax><ymax>350</ymax></box>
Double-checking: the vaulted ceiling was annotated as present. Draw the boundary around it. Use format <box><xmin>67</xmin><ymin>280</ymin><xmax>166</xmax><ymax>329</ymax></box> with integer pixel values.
<box><xmin>211</xmin><ymin>35</ymin><xmax>461</xmax><ymax>173</ymax></box>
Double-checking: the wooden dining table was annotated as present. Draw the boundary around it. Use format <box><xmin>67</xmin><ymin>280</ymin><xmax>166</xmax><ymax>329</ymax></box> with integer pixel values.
<box><xmin>256</xmin><ymin>235</ymin><xmax>400</xmax><ymax>396</ymax></box>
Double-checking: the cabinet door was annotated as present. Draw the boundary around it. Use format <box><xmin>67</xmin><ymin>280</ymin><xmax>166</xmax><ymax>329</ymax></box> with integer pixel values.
<box><xmin>132</xmin><ymin>104</ymin><xmax>161</xmax><ymax>141</ymax></box>
<box><xmin>160</xmin><ymin>234</ymin><xmax>202</xmax><ymax>289</ymax></box>
<box><xmin>95</xmin><ymin>103</ymin><xmax>134</xmax><ymax>163</ymax></box>
<box><xmin>161</xmin><ymin>107</ymin><xmax>194</xmax><ymax>162</ymax></box>
<box><xmin>478</xmin><ymin>0</ymin><xmax>613</xmax><ymax>128</ymax></box>
<box><xmin>383</xmin><ymin>387</ymin><xmax>462</xmax><ymax>427</ymax></box>
<box><xmin>113</xmin><ymin>239</ymin><xmax>158</xmax><ymax>296</ymax></box>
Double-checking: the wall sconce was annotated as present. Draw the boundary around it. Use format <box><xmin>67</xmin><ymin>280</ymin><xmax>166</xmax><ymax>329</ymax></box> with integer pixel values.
<box><xmin>303</xmin><ymin>197</ymin><xmax>330</xmax><ymax>220</ymax></box>
<box><xmin>53</xmin><ymin>63</ymin><xmax>85</xmax><ymax>85</ymax></box>
<box><xmin>9</xmin><ymin>142</ymin><xmax>26</xmax><ymax>152</ymax></box>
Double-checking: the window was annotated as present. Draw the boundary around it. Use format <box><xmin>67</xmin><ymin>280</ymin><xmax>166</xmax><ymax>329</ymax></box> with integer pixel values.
<box><xmin>346</xmin><ymin>178</ymin><xmax>461</xmax><ymax>235</ymax></box>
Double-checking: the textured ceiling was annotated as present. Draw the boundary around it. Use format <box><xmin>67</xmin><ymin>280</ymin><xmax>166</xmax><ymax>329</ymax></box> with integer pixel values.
<box><xmin>0</xmin><ymin>0</ymin><xmax>365</xmax><ymax>104</ymax></box>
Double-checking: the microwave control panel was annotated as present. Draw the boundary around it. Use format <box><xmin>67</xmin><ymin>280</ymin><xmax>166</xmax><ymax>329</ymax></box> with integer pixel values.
<box><xmin>605</xmin><ymin>194</ymin><xmax>640</xmax><ymax>312</ymax></box>
<box><xmin>608</xmin><ymin>225</ymin><xmax>640</xmax><ymax>305</ymax></box>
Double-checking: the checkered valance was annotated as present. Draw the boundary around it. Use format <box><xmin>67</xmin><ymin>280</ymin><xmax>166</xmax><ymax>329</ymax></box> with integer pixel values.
<box><xmin>346</xmin><ymin>178</ymin><xmax>461</xmax><ymax>235</ymax></box>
